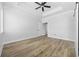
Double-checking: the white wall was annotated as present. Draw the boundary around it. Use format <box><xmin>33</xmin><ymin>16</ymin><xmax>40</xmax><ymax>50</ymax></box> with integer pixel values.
<box><xmin>0</xmin><ymin>34</ymin><xmax>4</xmax><ymax>56</ymax></box>
<box><xmin>2</xmin><ymin>2</ymin><xmax>45</xmax><ymax>44</ymax></box>
<box><xmin>0</xmin><ymin>3</ymin><xmax>3</xmax><ymax>33</ymax></box>
<box><xmin>0</xmin><ymin>3</ymin><xmax>4</xmax><ymax>56</ymax></box>
<box><xmin>44</xmin><ymin>10</ymin><xmax>76</xmax><ymax>41</ymax></box>
<box><xmin>0</xmin><ymin>9</ymin><xmax>1</xmax><ymax>33</ymax></box>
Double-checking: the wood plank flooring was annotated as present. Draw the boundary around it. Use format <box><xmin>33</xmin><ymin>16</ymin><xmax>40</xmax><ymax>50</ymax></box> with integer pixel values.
<box><xmin>1</xmin><ymin>35</ymin><xmax>76</xmax><ymax>57</ymax></box>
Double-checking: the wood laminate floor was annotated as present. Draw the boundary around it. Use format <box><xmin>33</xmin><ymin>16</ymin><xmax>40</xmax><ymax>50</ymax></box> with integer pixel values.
<box><xmin>1</xmin><ymin>35</ymin><xmax>76</xmax><ymax>57</ymax></box>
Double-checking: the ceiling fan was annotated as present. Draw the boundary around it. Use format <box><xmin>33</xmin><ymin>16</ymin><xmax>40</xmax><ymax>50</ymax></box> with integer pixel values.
<box><xmin>35</xmin><ymin>2</ymin><xmax>51</xmax><ymax>12</ymax></box>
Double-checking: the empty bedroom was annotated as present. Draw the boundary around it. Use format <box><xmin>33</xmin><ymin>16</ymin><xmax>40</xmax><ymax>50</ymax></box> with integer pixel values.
<box><xmin>0</xmin><ymin>2</ymin><xmax>78</xmax><ymax>57</ymax></box>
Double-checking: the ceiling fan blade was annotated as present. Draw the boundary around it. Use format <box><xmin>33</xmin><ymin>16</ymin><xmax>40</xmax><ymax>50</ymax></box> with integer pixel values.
<box><xmin>42</xmin><ymin>2</ymin><xmax>47</xmax><ymax>5</ymax></box>
<box><xmin>44</xmin><ymin>5</ymin><xmax>51</xmax><ymax>8</ymax></box>
<box><xmin>35</xmin><ymin>2</ymin><xmax>41</xmax><ymax>5</ymax></box>
<box><xmin>42</xmin><ymin>7</ymin><xmax>44</xmax><ymax>12</ymax></box>
<box><xmin>35</xmin><ymin>6</ymin><xmax>41</xmax><ymax>9</ymax></box>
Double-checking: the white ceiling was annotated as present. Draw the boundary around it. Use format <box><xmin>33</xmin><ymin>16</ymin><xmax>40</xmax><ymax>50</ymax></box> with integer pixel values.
<box><xmin>1</xmin><ymin>2</ymin><xmax>76</xmax><ymax>16</ymax></box>
<box><xmin>2</xmin><ymin>2</ymin><xmax>75</xmax><ymax>11</ymax></box>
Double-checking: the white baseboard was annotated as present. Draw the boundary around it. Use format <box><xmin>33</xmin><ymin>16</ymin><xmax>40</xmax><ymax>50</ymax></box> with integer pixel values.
<box><xmin>3</xmin><ymin>34</ymin><xmax>75</xmax><ymax>45</ymax></box>
<box><xmin>48</xmin><ymin>34</ymin><xmax>75</xmax><ymax>42</ymax></box>
<box><xmin>3</xmin><ymin>34</ymin><xmax>45</xmax><ymax>45</ymax></box>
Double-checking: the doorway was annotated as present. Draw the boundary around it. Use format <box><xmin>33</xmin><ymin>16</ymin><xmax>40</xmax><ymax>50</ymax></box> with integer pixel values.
<box><xmin>43</xmin><ymin>23</ymin><xmax>48</xmax><ymax>36</ymax></box>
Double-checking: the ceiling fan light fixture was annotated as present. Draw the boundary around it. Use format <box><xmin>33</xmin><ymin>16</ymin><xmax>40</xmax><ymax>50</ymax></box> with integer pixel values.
<box><xmin>35</xmin><ymin>2</ymin><xmax>51</xmax><ymax>12</ymax></box>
